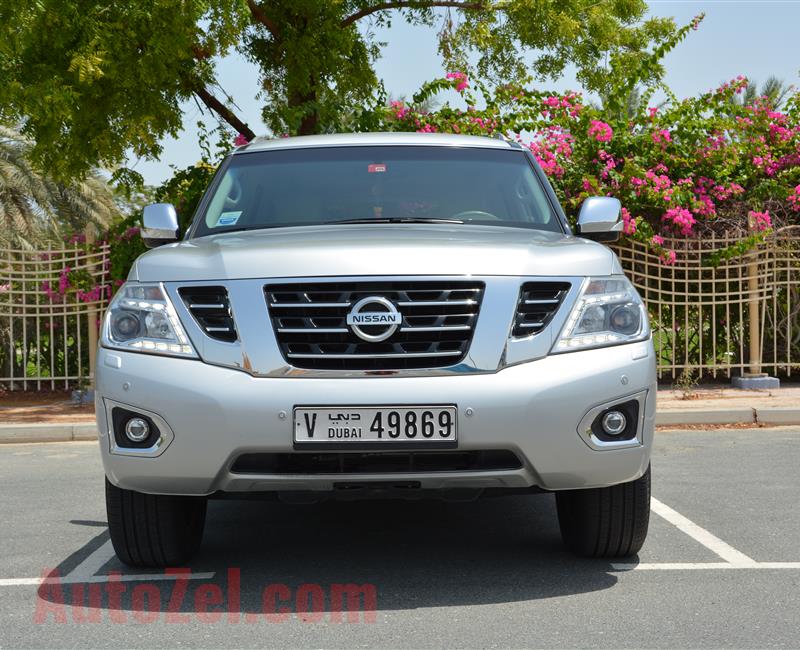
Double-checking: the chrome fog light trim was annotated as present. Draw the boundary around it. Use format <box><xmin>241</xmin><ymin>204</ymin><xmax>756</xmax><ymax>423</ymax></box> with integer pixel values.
<box><xmin>576</xmin><ymin>391</ymin><xmax>648</xmax><ymax>451</ymax></box>
<box><xmin>103</xmin><ymin>399</ymin><xmax>175</xmax><ymax>457</ymax></box>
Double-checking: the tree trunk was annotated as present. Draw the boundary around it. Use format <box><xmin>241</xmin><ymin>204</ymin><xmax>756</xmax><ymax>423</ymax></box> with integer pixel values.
<box><xmin>289</xmin><ymin>85</ymin><xmax>319</xmax><ymax>136</ymax></box>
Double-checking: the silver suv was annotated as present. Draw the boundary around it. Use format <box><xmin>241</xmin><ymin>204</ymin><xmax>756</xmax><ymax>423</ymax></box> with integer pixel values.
<box><xmin>97</xmin><ymin>133</ymin><xmax>655</xmax><ymax>567</ymax></box>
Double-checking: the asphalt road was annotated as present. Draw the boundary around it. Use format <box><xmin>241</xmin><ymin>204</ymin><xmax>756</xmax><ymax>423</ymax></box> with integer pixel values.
<box><xmin>1</xmin><ymin>427</ymin><xmax>799</xmax><ymax>648</ymax></box>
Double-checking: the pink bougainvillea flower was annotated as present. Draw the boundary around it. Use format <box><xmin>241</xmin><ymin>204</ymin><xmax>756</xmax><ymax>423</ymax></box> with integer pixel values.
<box><xmin>390</xmin><ymin>100</ymin><xmax>409</xmax><ymax>119</ymax></box>
<box><xmin>651</xmin><ymin>129</ymin><xmax>671</xmax><ymax>147</ymax></box>
<box><xmin>621</xmin><ymin>207</ymin><xmax>636</xmax><ymax>235</ymax></box>
<box><xmin>58</xmin><ymin>267</ymin><xmax>71</xmax><ymax>295</ymax></box>
<box><xmin>663</xmin><ymin>250</ymin><xmax>677</xmax><ymax>266</ymax></box>
<box><xmin>787</xmin><ymin>185</ymin><xmax>800</xmax><ymax>212</ymax></box>
<box><xmin>587</xmin><ymin>120</ymin><xmax>613</xmax><ymax>143</ymax></box>
<box><xmin>41</xmin><ymin>280</ymin><xmax>60</xmax><ymax>303</ymax></box>
<box><xmin>416</xmin><ymin>123</ymin><xmax>437</xmax><ymax>133</ymax></box>
<box><xmin>527</xmin><ymin>126</ymin><xmax>574</xmax><ymax>179</ymax></box>
<box><xmin>651</xmin><ymin>235</ymin><xmax>664</xmax><ymax>246</ymax></box>
<box><xmin>748</xmin><ymin>210</ymin><xmax>772</xmax><ymax>231</ymax></box>
<box><xmin>234</xmin><ymin>133</ymin><xmax>250</xmax><ymax>147</ymax></box>
<box><xmin>446</xmin><ymin>71</ymin><xmax>469</xmax><ymax>93</ymax></box>
<box><xmin>662</xmin><ymin>206</ymin><xmax>696</xmax><ymax>236</ymax></box>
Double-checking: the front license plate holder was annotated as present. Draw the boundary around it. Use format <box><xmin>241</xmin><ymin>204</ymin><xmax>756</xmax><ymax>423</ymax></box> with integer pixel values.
<box><xmin>293</xmin><ymin>405</ymin><xmax>458</xmax><ymax>450</ymax></box>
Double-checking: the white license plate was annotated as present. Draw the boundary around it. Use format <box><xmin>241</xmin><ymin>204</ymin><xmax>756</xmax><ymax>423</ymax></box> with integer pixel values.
<box><xmin>294</xmin><ymin>406</ymin><xmax>457</xmax><ymax>446</ymax></box>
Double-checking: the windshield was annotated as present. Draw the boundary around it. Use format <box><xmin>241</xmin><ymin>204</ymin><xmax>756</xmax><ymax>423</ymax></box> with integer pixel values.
<box><xmin>192</xmin><ymin>146</ymin><xmax>562</xmax><ymax>237</ymax></box>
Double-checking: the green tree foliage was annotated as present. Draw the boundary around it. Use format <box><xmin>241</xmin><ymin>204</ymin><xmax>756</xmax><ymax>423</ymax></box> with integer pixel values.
<box><xmin>105</xmin><ymin>162</ymin><xmax>216</xmax><ymax>282</ymax></box>
<box><xmin>0</xmin><ymin>126</ymin><xmax>117</xmax><ymax>247</ymax></box>
<box><xmin>0</xmin><ymin>0</ymin><xmax>679</xmax><ymax>181</ymax></box>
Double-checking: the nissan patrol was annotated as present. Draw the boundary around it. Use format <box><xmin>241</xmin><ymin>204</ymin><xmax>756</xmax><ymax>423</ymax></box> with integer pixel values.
<box><xmin>97</xmin><ymin>133</ymin><xmax>655</xmax><ymax>567</ymax></box>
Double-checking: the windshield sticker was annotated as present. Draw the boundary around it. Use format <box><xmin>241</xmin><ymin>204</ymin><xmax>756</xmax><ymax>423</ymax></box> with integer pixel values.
<box><xmin>216</xmin><ymin>211</ymin><xmax>242</xmax><ymax>227</ymax></box>
<box><xmin>368</xmin><ymin>163</ymin><xmax>387</xmax><ymax>173</ymax></box>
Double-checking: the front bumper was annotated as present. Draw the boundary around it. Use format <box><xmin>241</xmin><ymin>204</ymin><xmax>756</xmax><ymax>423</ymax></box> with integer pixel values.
<box><xmin>96</xmin><ymin>341</ymin><xmax>656</xmax><ymax>496</ymax></box>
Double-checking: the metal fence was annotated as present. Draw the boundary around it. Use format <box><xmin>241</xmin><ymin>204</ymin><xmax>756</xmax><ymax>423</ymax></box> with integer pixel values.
<box><xmin>0</xmin><ymin>243</ymin><xmax>109</xmax><ymax>390</ymax></box>
<box><xmin>0</xmin><ymin>229</ymin><xmax>798</xmax><ymax>390</ymax></box>
<box><xmin>614</xmin><ymin>226</ymin><xmax>800</xmax><ymax>380</ymax></box>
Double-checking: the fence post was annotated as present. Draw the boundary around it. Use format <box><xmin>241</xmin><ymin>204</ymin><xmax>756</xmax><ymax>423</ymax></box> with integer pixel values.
<box><xmin>732</xmin><ymin>217</ymin><xmax>780</xmax><ymax>389</ymax></box>
<box><xmin>85</xmin><ymin>226</ymin><xmax>98</xmax><ymax>388</ymax></box>
<box><xmin>746</xmin><ymin>250</ymin><xmax>762</xmax><ymax>376</ymax></box>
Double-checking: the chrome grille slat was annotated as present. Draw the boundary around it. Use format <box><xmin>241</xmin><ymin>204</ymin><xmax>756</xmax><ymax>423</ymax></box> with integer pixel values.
<box><xmin>399</xmin><ymin>325</ymin><xmax>471</xmax><ymax>332</ymax></box>
<box><xmin>277</xmin><ymin>327</ymin><xmax>349</xmax><ymax>334</ymax></box>
<box><xmin>271</xmin><ymin>302</ymin><xmax>352</xmax><ymax>308</ymax></box>
<box><xmin>265</xmin><ymin>281</ymin><xmax>485</xmax><ymax>370</ymax></box>
<box><xmin>396</xmin><ymin>299</ymin><xmax>477</xmax><ymax>307</ymax></box>
<box><xmin>179</xmin><ymin>286</ymin><xmax>238</xmax><ymax>343</ymax></box>
<box><xmin>512</xmin><ymin>282</ymin><xmax>571</xmax><ymax>337</ymax></box>
<box><xmin>287</xmin><ymin>351</ymin><xmax>462</xmax><ymax>360</ymax></box>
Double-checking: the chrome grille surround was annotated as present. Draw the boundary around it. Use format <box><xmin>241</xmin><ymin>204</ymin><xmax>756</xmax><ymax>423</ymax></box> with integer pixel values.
<box><xmin>163</xmin><ymin>276</ymin><xmax>582</xmax><ymax>378</ymax></box>
<box><xmin>264</xmin><ymin>281</ymin><xmax>485</xmax><ymax>370</ymax></box>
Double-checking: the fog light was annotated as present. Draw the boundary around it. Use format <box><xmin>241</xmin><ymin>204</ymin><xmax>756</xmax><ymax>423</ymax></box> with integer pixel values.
<box><xmin>124</xmin><ymin>417</ymin><xmax>150</xmax><ymax>442</ymax></box>
<box><xmin>601</xmin><ymin>410</ymin><xmax>627</xmax><ymax>436</ymax></box>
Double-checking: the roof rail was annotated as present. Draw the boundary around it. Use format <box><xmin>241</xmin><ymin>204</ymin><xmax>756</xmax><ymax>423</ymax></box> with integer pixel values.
<box><xmin>492</xmin><ymin>131</ymin><xmax>523</xmax><ymax>148</ymax></box>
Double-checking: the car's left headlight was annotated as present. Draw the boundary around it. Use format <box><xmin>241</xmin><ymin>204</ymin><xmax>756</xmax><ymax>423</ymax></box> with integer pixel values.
<box><xmin>101</xmin><ymin>283</ymin><xmax>197</xmax><ymax>358</ymax></box>
<box><xmin>552</xmin><ymin>276</ymin><xmax>649</xmax><ymax>353</ymax></box>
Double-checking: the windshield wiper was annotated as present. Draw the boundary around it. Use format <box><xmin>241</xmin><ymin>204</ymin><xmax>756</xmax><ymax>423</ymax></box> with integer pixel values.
<box><xmin>324</xmin><ymin>217</ymin><xmax>464</xmax><ymax>225</ymax></box>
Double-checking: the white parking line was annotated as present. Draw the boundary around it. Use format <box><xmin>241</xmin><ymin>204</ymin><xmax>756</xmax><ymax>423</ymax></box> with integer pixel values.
<box><xmin>612</xmin><ymin>562</ymin><xmax>800</xmax><ymax>571</ymax></box>
<box><xmin>612</xmin><ymin>497</ymin><xmax>800</xmax><ymax>571</ymax></box>
<box><xmin>649</xmin><ymin>497</ymin><xmax>758</xmax><ymax>566</ymax></box>
<box><xmin>0</xmin><ymin>572</ymin><xmax>216</xmax><ymax>587</ymax></box>
<box><xmin>67</xmin><ymin>540</ymin><xmax>116</xmax><ymax>582</ymax></box>
<box><xmin>0</xmin><ymin>539</ymin><xmax>215</xmax><ymax>587</ymax></box>
<box><xmin>0</xmin><ymin>578</ymin><xmax>45</xmax><ymax>587</ymax></box>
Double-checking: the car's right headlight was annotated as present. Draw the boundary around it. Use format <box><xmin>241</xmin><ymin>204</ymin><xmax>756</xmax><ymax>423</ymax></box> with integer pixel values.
<box><xmin>552</xmin><ymin>276</ymin><xmax>649</xmax><ymax>353</ymax></box>
<box><xmin>101</xmin><ymin>283</ymin><xmax>197</xmax><ymax>358</ymax></box>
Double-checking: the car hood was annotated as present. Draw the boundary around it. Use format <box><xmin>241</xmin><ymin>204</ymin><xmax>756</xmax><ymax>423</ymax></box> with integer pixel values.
<box><xmin>130</xmin><ymin>223</ymin><xmax>617</xmax><ymax>282</ymax></box>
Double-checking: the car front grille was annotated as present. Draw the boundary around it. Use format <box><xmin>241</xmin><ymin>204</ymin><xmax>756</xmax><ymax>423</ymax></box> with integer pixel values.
<box><xmin>178</xmin><ymin>286</ymin><xmax>237</xmax><ymax>342</ymax></box>
<box><xmin>264</xmin><ymin>281</ymin><xmax>484</xmax><ymax>370</ymax></box>
<box><xmin>230</xmin><ymin>450</ymin><xmax>522</xmax><ymax>475</ymax></box>
<box><xmin>511</xmin><ymin>281</ymin><xmax>571</xmax><ymax>337</ymax></box>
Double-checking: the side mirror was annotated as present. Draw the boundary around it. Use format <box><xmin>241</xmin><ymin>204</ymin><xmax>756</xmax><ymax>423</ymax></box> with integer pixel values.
<box><xmin>142</xmin><ymin>203</ymin><xmax>180</xmax><ymax>248</ymax></box>
<box><xmin>575</xmin><ymin>197</ymin><xmax>624</xmax><ymax>242</ymax></box>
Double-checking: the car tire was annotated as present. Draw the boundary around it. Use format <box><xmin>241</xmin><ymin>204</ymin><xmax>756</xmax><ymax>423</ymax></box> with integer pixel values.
<box><xmin>105</xmin><ymin>478</ymin><xmax>207</xmax><ymax>568</ymax></box>
<box><xmin>555</xmin><ymin>465</ymin><xmax>650</xmax><ymax>558</ymax></box>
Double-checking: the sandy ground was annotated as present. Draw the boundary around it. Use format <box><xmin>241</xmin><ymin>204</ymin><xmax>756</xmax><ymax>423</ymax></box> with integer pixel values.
<box><xmin>657</xmin><ymin>384</ymin><xmax>800</xmax><ymax>410</ymax></box>
<box><xmin>0</xmin><ymin>391</ymin><xmax>94</xmax><ymax>423</ymax></box>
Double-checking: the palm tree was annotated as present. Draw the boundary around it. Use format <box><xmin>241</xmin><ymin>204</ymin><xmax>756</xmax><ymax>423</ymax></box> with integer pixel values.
<box><xmin>593</xmin><ymin>86</ymin><xmax>667</xmax><ymax>121</ymax></box>
<box><xmin>0</xmin><ymin>126</ymin><xmax>117</xmax><ymax>247</ymax></box>
<box><xmin>731</xmin><ymin>76</ymin><xmax>794</xmax><ymax>110</ymax></box>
